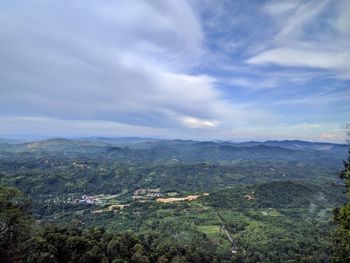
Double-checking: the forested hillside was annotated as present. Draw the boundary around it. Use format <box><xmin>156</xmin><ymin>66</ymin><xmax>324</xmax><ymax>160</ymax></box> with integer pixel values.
<box><xmin>0</xmin><ymin>138</ymin><xmax>348</xmax><ymax>262</ymax></box>
<box><xmin>332</xmin><ymin>146</ymin><xmax>350</xmax><ymax>262</ymax></box>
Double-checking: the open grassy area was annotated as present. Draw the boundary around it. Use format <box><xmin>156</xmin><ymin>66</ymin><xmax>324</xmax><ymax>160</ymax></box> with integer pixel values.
<box><xmin>197</xmin><ymin>224</ymin><xmax>221</xmax><ymax>236</ymax></box>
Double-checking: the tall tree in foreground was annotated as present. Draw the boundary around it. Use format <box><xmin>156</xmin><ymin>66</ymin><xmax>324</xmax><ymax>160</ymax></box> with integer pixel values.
<box><xmin>332</xmin><ymin>129</ymin><xmax>350</xmax><ymax>263</ymax></box>
<box><xmin>0</xmin><ymin>187</ymin><xmax>31</xmax><ymax>262</ymax></box>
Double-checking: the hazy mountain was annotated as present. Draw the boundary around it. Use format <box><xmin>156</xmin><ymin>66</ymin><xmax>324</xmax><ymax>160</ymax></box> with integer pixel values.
<box><xmin>0</xmin><ymin>138</ymin><xmax>347</xmax><ymax>170</ymax></box>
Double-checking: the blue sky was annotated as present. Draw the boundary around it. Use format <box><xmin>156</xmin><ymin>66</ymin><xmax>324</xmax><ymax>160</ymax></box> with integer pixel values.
<box><xmin>0</xmin><ymin>0</ymin><xmax>349</xmax><ymax>142</ymax></box>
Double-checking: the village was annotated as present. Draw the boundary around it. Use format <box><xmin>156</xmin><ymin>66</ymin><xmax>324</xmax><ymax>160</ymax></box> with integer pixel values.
<box><xmin>65</xmin><ymin>188</ymin><xmax>213</xmax><ymax>214</ymax></box>
<box><xmin>44</xmin><ymin>188</ymin><xmax>254</xmax><ymax>209</ymax></box>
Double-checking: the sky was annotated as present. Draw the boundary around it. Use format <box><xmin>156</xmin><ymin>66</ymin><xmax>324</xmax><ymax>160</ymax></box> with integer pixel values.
<box><xmin>0</xmin><ymin>0</ymin><xmax>349</xmax><ymax>142</ymax></box>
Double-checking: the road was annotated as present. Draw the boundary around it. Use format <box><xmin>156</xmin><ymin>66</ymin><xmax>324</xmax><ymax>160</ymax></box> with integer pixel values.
<box><xmin>215</xmin><ymin>211</ymin><xmax>237</xmax><ymax>254</ymax></box>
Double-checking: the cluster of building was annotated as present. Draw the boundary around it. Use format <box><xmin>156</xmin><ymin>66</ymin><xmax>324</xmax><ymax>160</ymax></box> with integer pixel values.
<box><xmin>74</xmin><ymin>195</ymin><xmax>101</xmax><ymax>205</ymax></box>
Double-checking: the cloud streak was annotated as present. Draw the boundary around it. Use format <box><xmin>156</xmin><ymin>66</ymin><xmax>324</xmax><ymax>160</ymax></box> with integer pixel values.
<box><xmin>0</xmin><ymin>0</ymin><xmax>348</xmax><ymax>142</ymax></box>
<box><xmin>247</xmin><ymin>0</ymin><xmax>350</xmax><ymax>79</ymax></box>
<box><xmin>0</xmin><ymin>0</ymin><xmax>258</xmax><ymax>131</ymax></box>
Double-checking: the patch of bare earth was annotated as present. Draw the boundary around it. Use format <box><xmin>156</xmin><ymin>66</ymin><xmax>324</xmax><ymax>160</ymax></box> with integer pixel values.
<box><xmin>156</xmin><ymin>193</ymin><xmax>209</xmax><ymax>203</ymax></box>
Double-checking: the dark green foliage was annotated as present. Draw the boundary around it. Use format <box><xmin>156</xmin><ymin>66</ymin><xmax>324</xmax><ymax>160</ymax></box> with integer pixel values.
<box><xmin>0</xmin><ymin>187</ymin><xmax>227</xmax><ymax>262</ymax></box>
<box><xmin>20</xmin><ymin>224</ymin><xmax>225</xmax><ymax>262</ymax></box>
<box><xmin>332</xmin><ymin>147</ymin><xmax>350</xmax><ymax>262</ymax></box>
<box><xmin>203</xmin><ymin>181</ymin><xmax>345</xmax><ymax>262</ymax></box>
<box><xmin>0</xmin><ymin>186</ymin><xmax>31</xmax><ymax>262</ymax></box>
<box><xmin>206</xmin><ymin>181</ymin><xmax>345</xmax><ymax>210</ymax></box>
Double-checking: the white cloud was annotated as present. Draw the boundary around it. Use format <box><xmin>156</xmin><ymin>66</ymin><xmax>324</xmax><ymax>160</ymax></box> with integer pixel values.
<box><xmin>180</xmin><ymin>116</ymin><xmax>216</xmax><ymax>128</ymax></box>
<box><xmin>0</xmin><ymin>1</ymin><xmax>229</xmax><ymax>130</ymax></box>
<box><xmin>247</xmin><ymin>48</ymin><xmax>350</xmax><ymax>78</ymax></box>
<box><xmin>247</xmin><ymin>0</ymin><xmax>350</xmax><ymax>79</ymax></box>
<box><xmin>0</xmin><ymin>0</ymin><xmax>278</xmax><ymax>138</ymax></box>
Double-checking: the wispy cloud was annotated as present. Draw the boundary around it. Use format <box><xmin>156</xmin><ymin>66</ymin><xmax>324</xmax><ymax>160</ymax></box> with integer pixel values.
<box><xmin>0</xmin><ymin>0</ymin><xmax>261</xmax><ymax>132</ymax></box>
<box><xmin>247</xmin><ymin>0</ymin><xmax>350</xmax><ymax>79</ymax></box>
<box><xmin>0</xmin><ymin>0</ymin><xmax>348</xmax><ymax>142</ymax></box>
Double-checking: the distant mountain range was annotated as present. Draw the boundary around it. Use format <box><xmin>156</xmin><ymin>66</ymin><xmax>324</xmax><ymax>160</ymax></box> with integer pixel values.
<box><xmin>0</xmin><ymin>136</ymin><xmax>347</xmax><ymax>148</ymax></box>
<box><xmin>0</xmin><ymin>137</ymin><xmax>347</xmax><ymax>170</ymax></box>
<box><xmin>234</xmin><ymin>139</ymin><xmax>347</xmax><ymax>151</ymax></box>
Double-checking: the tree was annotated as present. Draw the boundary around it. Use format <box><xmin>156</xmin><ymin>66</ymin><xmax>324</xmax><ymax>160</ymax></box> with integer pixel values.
<box><xmin>22</xmin><ymin>237</ymin><xmax>57</xmax><ymax>263</ymax></box>
<box><xmin>0</xmin><ymin>186</ymin><xmax>31</xmax><ymax>262</ymax></box>
<box><xmin>332</xmin><ymin>128</ymin><xmax>350</xmax><ymax>262</ymax></box>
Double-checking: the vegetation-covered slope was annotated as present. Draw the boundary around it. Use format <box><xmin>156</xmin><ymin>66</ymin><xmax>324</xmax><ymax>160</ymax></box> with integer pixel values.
<box><xmin>0</xmin><ymin>138</ymin><xmax>348</xmax><ymax>262</ymax></box>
